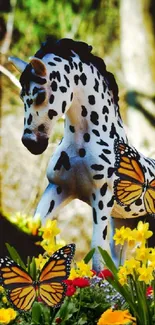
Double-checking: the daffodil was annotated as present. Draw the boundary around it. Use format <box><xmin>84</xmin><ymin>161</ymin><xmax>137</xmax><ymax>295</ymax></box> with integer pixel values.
<box><xmin>136</xmin><ymin>221</ymin><xmax>153</xmax><ymax>243</ymax></box>
<box><xmin>0</xmin><ymin>286</ymin><xmax>4</xmax><ymax>293</ymax></box>
<box><xmin>40</xmin><ymin>219</ymin><xmax>60</xmax><ymax>241</ymax></box>
<box><xmin>137</xmin><ymin>265</ymin><xmax>154</xmax><ymax>284</ymax></box>
<box><xmin>35</xmin><ymin>254</ymin><xmax>49</xmax><ymax>270</ymax></box>
<box><xmin>118</xmin><ymin>266</ymin><xmax>128</xmax><ymax>286</ymax></box>
<box><xmin>113</xmin><ymin>226</ymin><xmax>127</xmax><ymax>245</ymax></box>
<box><xmin>135</xmin><ymin>246</ymin><xmax>151</xmax><ymax>263</ymax></box>
<box><xmin>123</xmin><ymin>258</ymin><xmax>140</xmax><ymax>276</ymax></box>
<box><xmin>76</xmin><ymin>260</ymin><xmax>94</xmax><ymax>277</ymax></box>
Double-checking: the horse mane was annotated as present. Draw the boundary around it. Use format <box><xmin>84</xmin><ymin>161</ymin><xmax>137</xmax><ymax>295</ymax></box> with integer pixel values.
<box><xmin>20</xmin><ymin>38</ymin><xmax>119</xmax><ymax>104</ymax></box>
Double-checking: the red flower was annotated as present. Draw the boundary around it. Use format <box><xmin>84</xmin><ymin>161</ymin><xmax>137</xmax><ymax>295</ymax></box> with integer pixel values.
<box><xmin>55</xmin><ymin>317</ymin><xmax>62</xmax><ymax>324</ymax></box>
<box><xmin>72</xmin><ymin>277</ymin><xmax>90</xmax><ymax>288</ymax></box>
<box><xmin>98</xmin><ymin>269</ymin><xmax>113</xmax><ymax>279</ymax></box>
<box><xmin>66</xmin><ymin>284</ymin><xmax>76</xmax><ymax>296</ymax></box>
<box><xmin>146</xmin><ymin>286</ymin><xmax>153</xmax><ymax>296</ymax></box>
<box><xmin>63</xmin><ymin>279</ymin><xmax>73</xmax><ymax>286</ymax></box>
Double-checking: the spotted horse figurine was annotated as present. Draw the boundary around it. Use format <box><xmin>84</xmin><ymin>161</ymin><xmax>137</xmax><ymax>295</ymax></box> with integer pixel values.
<box><xmin>9</xmin><ymin>38</ymin><xmax>155</xmax><ymax>271</ymax></box>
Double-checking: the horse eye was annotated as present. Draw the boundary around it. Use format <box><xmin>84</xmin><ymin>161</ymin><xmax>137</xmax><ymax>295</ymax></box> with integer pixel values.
<box><xmin>35</xmin><ymin>91</ymin><xmax>46</xmax><ymax>106</ymax></box>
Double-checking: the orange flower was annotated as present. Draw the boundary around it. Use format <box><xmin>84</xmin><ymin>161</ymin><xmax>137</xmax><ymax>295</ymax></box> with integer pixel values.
<box><xmin>97</xmin><ymin>309</ymin><xmax>136</xmax><ymax>325</ymax></box>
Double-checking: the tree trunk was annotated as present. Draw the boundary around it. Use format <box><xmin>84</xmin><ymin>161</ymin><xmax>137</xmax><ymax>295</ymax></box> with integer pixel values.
<box><xmin>120</xmin><ymin>0</ymin><xmax>155</xmax><ymax>155</ymax></box>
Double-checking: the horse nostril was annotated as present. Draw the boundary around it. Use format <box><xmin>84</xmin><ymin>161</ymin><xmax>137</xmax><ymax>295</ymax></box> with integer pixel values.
<box><xmin>21</xmin><ymin>135</ymin><xmax>48</xmax><ymax>155</ymax></box>
<box><xmin>38</xmin><ymin>124</ymin><xmax>45</xmax><ymax>132</ymax></box>
<box><xmin>24</xmin><ymin>128</ymin><xmax>32</xmax><ymax>135</ymax></box>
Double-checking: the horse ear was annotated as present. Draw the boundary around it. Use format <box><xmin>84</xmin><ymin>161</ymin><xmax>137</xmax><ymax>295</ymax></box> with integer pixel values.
<box><xmin>8</xmin><ymin>57</ymin><xmax>27</xmax><ymax>72</ymax></box>
<box><xmin>29</xmin><ymin>57</ymin><xmax>46</xmax><ymax>76</ymax></box>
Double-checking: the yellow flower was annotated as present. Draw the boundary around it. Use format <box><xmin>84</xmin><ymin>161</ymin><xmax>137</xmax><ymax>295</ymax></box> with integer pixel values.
<box><xmin>0</xmin><ymin>286</ymin><xmax>4</xmax><ymax>293</ymax></box>
<box><xmin>69</xmin><ymin>260</ymin><xmax>93</xmax><ymax>280</ymax></box>
<box><xmin>2</xmin><ymin>296</ymin><xmax>8</xmax><ymax>304</ymax></box>
<box><xmin>125</xmin><ymin>228</ymin><xmax>137</xmax><ymax>248</ymax></box>
<box><xmin>123</xmin><ymin>258</ymin><xmax>140</xmax><ymax>276</ymax></box>
<box><xmin>118</xmin><ymin>266</ymin><xmax>128</xmax><ymax>286</ymax></box>
<box><xmin>136</xmin><ymin>221</ymin><xmax>153</xmax><ymax>243</ymax></box>
<box><xmin>27</xmin><ymin>214</ymin><xmax>41</xmax><ymax>235</ymax></box>
<box><xmin>135</xmin><ymin>247</ymin><xmax>151</xmax><ymax>263</ymax></box>
<box><xmin>137</xmin><ymin>265</ymin><xmax>154</xmax><ymax>284</ymax></box>
<box><xmin>69</xmin><ymin>268</ymin><xmax>79</xmax><ymax>280</ymax></box>
<box><xmin>97</xmin><ymin>308</ymin><xmax>136</xmax><ymax>325</ymax></box>
<box><xmin>0</xmin><ymin>308</ymin><xmax>17</xmax><ymax>324</ymax></box>
<box><xmin>40</xmin><ymin>220</ymin><xmax>60</xmax><ymax>241</ymax></box>
<box><xmin>35</xmin><ymin>254</ymin><xmax>49</xmax><ymax>270</ymax></box>
<box><xmin>113</xmin><ymin>226</ymin><xmax>127</xmax><ymax>246</ymax></box>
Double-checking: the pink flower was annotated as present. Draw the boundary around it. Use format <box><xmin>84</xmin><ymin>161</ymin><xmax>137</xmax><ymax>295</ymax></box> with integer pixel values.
<box><xmin>98</xmin><ymin>269</ymin><xmax>113</xmax><ymax>279</ymax></box>
<box><xmin>72</xmin><ymin>277</ymin><xmax>90</xmax><ymax>288</ymax></box>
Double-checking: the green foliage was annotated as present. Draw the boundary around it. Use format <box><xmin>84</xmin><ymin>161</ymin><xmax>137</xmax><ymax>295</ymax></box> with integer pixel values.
<box><xmin>10</xmin><ymin>0</ymin><xmax>120</xmax><ymax>59</ymax></box>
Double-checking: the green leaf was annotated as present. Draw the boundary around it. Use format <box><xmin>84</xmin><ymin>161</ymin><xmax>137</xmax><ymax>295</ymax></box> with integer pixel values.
<box><xmin>83</xmin><ymin>248</ymin><xmax>95</xmax><ymax>264</ymax></box>
<box><xmin>31</xmin><ymin>302</ymin><xmax>42</xmax><ymax>324</ymax></box>
<box><xmin>98</xmin><ymin>247</ymin><xmax>118</xmax><ymax>277</ymax></box>
<box><xmin>5</xmin><ymin>243</ymin><xmax>26</xmax><ymax>270</ymax></box>
<box><xmin>29</xmin><ymin>257</ymin><xmax>37</xmax><ymax>280</ymax></box>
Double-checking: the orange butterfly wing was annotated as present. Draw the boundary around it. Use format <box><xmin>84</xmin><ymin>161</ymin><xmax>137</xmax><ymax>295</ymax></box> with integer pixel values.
<box><xmin>38</xmin><ymin>244</ymin><xmax>75</xmax><ymax>308</ymax></box>
<box><xmin>114</xmin><ymin>142</ymin><xmax>145</xmax><ymax>206</ymax></box>
<box><xmin>144</xmin><ymin>178</ymin><xmax>155</xmax><ymax>214</ymax></box>
<box><xmin>0</xmin><ymin>257</ymin><xmax>35</xmax><ymax>311</ymax></box>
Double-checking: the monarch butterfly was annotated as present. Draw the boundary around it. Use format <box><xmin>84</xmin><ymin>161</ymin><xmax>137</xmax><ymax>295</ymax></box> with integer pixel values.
<box><xmin>0</xmin><ymin>244</ymin><xmax>75</xmax><ymax>311</ymax></box>
<box><xmin>114</xmin><ymin>142</ymin><xmax>155</xmax><ymax>214</ymax></box>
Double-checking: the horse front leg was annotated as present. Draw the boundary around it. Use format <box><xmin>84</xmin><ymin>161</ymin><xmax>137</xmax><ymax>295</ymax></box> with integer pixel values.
<box><xmin>91</xmin><ymin>184</ymin><xmax>114</xmax><ymax>272</ymax></box>
<box><xmin>33</xmin><ymin>183</ymin><xmax>74</xmax><ymax>225</ymax></box>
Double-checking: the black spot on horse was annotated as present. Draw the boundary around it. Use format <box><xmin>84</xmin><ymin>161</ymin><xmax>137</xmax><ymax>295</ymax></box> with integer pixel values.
<box><xmin>48</xmin><ymin>62</ymin><xmax>56</xmax><ymax>66</ymax></box>
<box><xmin>93</xmin><ymin>174</ymin><xmax>104</xmax><ymax>180</ymax></box>
<box><xmin>62</xmin><ymin>101</ymin><xmax>67</xmax><ymax>113</ymax></box>
<box><xmin>103</xmin><ymin>226</ymin><xmax>107</xmax><ymax>240</ymax></box>
<box><xmin>70</xmin><ymin>92</ymin><xmax>73</xmax><ymax>101</ymax></box>
<box><xmin>90</xmin><ymin>111</ymin><xmax>99</xmax><ymax>125</ymax></box>
<box><xmin>108</xmin><ymin>167</ymin><xmax>115</xmax><ymax>178</ymax></box>
<box><xmin>32</xmin><ymin>87</ymin><xmax>40</xmax><ymax>95</ymax></box>
<box><xmin>101</xmin><ymin>216</ymin><xmax>107</xmax><ymax>221</ymax></box>
<box><xmin>50</xmin><ymin>71</ymin><xmax>61</xmax><ymax>82</ymax></box>
<box><xmin>49</xmin><ymin>94</ymin><xmax>55</xmax><ymax>104</ymax></box>
<box><xmin>102</xmin><ymin>125</ymin><xmax>107</xmax><ymax>132</ymax></box>
<box><xmin>24</xmin><ymin>104</ymin><xmax>27</xmax><ymax>112</ymax></box>
<box><xmin>101</xmin><ymin>93</ymin><xmax>104</xmax><ymax>99</ymax></box>
<box><xmin>64</xmin><ymin>64</ymin><xmax>70</xmax><ymax>74</ymax></box>
<box><xmin>102</xmin><ymin>105</ymin><xmax>109</xmax><ymax>114</ymax></box>
<box><xmin>97</xmin><ymin>71</ymin><xmax>100</xmax><ymax>80</ymax></box>
<box><xmin>26</xmin><ymin>98</ymin><xmax>33</xmax><ymax>108</ymax></box>
<box><xmin>35</xmin><ymin>92</ymin><xmax>46</xmax><ymax>105</ymax></box>
<box><xmin>60</xmin><ymin>86</ymin><xmax>67</xmax><ymax>93</ymax></box>
<box><xmin>54</xmin><ymin>151</ymin><xmax>71</xmax><ymax>171</ymax></box>
<box><xmin>90</xmin><ymin>65</ymin><xmax>94</xmax><ymax>73</ymax></box>
<box><xmin>80</xmin><ymin>73</ymin><xmax>87</xmax><ymax>85</ymax></box>
<box><xmin>99</xmin><ymin>153</ymin><xmax>111</xmax><ymax>165</ymax></box>
<box><xmin>107</xmin><ymin>196</ymin><xmax>114</xmax><ymax>207</ymax></box>
<box><xmin>107</xmin><ymin>99</ymin><xmax>111</xmax><ymax>106</ymax></box>
<box><xmin>74</xmin><ymin>62</ymin><xmax>78</xmax><ymax>69</ymax></box>
<box><xmin>98</xmin><ymin>201</ymin><xmax>104</xmax><ymax>210</ymax></box>
<box><xmin>88</xmin><ymin>95</ymin><xmax>95</xmax><ymax>105</ymax></box>
<box><xmin>51</xmin><ymin>81</ymin><xmax>58</xmax><ymax>91</ymax></box>
<box><xmin>125</xmin><ymin>206</ymin><xmax>131</xmax><ymax>212</ymax></box>
<box><xmin>79</xmin><ymin>148</ymin><xmax>86</xmax><ymax>157</ymax></box>
<box><xmin>83</xmin><ymin>133</ymin><xmax>90</xmax><ymax>142</ymax></box>
<box><xmin>48</xmin><ymin>109</ymin><xmax>58</xmax><ymax>120</ymax></box>
<box><xmin>64</xmin><ymin>75</ymin><xmax>70</xmax><ymax>87</ymax></box>
<box><xmin>79</xmin><ymin>62</ymin><xmax>83</xmax><ymax>72</ymax></box>
<box><xmin>91</xmin><ymin>164</ymin><xmax>104</xmax><ymax>171</ymax></box>
<box><xmin>69</xmin><ymin>125</ymin><xmax>75</xmax><ymax>133</ymax></box>
<box><xmin>92</xmin><ymin>193</ymin><xmax>96</xmax><ymax>200</ymax></box>
<box><xmin>94</xmin><ymin>78</ymin><xmax>99</xmax><ymax>92</ymax></box>
<box><xmin>48</xmin><ymin>200</ymin><xmax>55</xmax><ymax>214</ymax></box>
<box><xmin>53</xmin><ymin>57</ymin><xmax>62</xmax><ymax>62</ymax></box>
<box><xmin>105</xmin><ymin>115</ymin><xmax>108</xmax><ymax>123</ymax></box>
<box><xmin>81</xmin><ymin>105</ymin><xmax>88</xmax><ymax>117</ymax></box>
<box><xmin>93</xmin><ymin>208</ymin><xmax>97</xmax><ymax>224</ymax></box>
<box><xmin>74</xmin><ymin>75</ymin><xmax>79</xmax><ymax>85</ymax></box>
<box><xmin>57</xmin><ymin>186</ymin><xmax>62</xmax><ymax>194</ymax></box>
<box><xmin>92</xmin><ymin>129</ymin><xmax>100</xmax><ymax>137</ymax></box>
<box><xmin>102</xmin><ymin>149</ymin><xmax>111</xmax><ymax>154</ymax></box>
<box><xmin>110</xmin><ymin>123</ymin><xmax>118</xmax><ymax>139</ymax></box>
<box><xmin>96</xmin><ymin>139</ymin><xmax>109</xmax><ymax>146</ymax></box>
<box><xmin>100</xmin><ymin>183</ymin><xmax>108</xmax><ymax>196</ymax></box>
<box><xmin>27</xmin><ymin>113</ymin><xmax>33</xmax><ymax>125</ymax></box>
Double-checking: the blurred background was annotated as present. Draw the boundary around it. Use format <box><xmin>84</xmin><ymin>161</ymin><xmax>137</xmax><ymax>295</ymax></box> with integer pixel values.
<box><xmin>0</xmin><ymin>0</ymin><xmax>155</xmax><ymax>260</ymax></box>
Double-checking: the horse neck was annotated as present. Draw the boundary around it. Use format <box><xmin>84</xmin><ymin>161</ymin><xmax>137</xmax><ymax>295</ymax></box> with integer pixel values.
<box><xmin>65</xmin><ymin>59</ymin><xmax>127</xmax><ymax>144</ymax></box>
